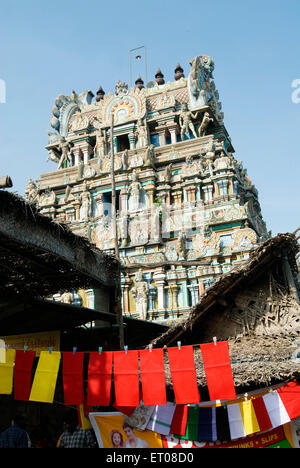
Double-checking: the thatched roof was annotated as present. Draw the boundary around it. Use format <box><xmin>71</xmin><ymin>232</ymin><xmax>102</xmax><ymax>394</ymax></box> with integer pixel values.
<box><xmin>0</xmin><ymin>190</ymin><xmax>120</xmax><ymax>299</ymax></box>
<box><xmin>149</xmin><ymin>233</ymin><xmax>300</xmax><ymax>391</ymax></box>
<box><xmin>160</xmin><ymin>335</ymin><xmax>300</xmax><ymax>397</ymax></box>
<box><xmin>150</xmin><ymin>233</ymin><xmax>299</xmax><ymax>348</ymax></box>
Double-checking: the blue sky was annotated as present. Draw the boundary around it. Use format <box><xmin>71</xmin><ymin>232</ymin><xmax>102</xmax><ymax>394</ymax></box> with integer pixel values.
<box><xmin>0</xmin><ymin>0</ymin><xmax>299</xmax><ymax>235</ymax></box>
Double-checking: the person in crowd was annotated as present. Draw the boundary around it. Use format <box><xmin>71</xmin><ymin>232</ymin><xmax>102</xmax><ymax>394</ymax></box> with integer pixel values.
<box><xmin>0</xmin><ymin>413</ymin><xmax>31</xmax><ymax>448</ymax></box>
<box><xmin>57</xmin><ymin>409</ymin><xmax>96</xmax><ymax>448</ymax></box>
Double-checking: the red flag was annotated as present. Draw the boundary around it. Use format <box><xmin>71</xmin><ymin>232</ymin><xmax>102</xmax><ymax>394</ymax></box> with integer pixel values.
<box><xmin>277</xmin><ymin>380</ymin><xmax>300</xmax><ymax>420</ymax></box>
<box><xmin>167</xmin><ymin>345</ymin><xmax>200</xmax><ymax>404</ymax></box>
<box><xmin>170</xmin><ymin>405</ymin><xmax>189</xmax><ymax>435</ymax></box>
<box><xmin>113</xmin><ymin>350</ymin><xmax>140</xmax><ymax>407</ymax></box>
<box><xmin>139</xmin><ymin>348</ymin><xmax>167</xmax><ymax>405</ymax></box>
<box><xmin>200</xmin><ymin>341</ymin><xmax>236</xmax><ymax>401</ymax></box>
<box><xmin>87</xmin><ymin>351</ymin><xmax>113</xmax><ymax>406</ymax></box>
<box><xmin>62</xmin><ymin>352</ymin><xmax>84</xmax><ymax>405</ymax></box>
<box><xmin>252</xmin><ymin>396</ymin><xmax>272</xmax><ymax>432</ymax></box>
<box><xmin>14</xmin><ymin>349</ymin><xmax>36</xmax><ymax>401</ymax></box>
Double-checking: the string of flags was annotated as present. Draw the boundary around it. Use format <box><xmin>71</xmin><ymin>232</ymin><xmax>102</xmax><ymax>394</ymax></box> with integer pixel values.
<box><xmin>0</xmin><ymin>340</ymin><xmax>299</xmax><ymax>442</ymax></box>
<box><xmin>0</xmin><ymin>340</ymin><xmax>238</xmax><ymax>405</ymax></box>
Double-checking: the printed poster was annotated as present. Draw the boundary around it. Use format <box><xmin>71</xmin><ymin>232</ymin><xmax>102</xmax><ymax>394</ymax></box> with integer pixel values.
<box><xmin>89</xmin><ymin>412</ymin><xmax>299</xmax><ymax>449</ymax></box>
<box><xmin>162</xmin><ymin>423</ymin><xmax>298</xmax><ymax>448</ymax></box>
<box><xmin>89</xmin><ymin>412</ymin><xmax>163</xmax><ymax>448</ymax></box>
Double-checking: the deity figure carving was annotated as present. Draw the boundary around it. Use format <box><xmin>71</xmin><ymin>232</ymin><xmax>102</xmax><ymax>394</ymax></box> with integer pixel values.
<box><xmin>182</xmin><ymin>155</ymin><xmax>199</xmax><ymax>177</ymax></box>
<box><xmin>115</xmin><ymin>80</ymin><xmax>128</xmax><ymax>96</ymax></box>
<box><xmin>57</xmin><ymin>138</ymin><xmax>72</xmax><ymax>170</ymax></box>
<box><xmin>71</xmin><ymin>115</ymin><xmax>89</xmax><ymax>131</ymax></box>
<box><xmin>128</xmin><ymin>170</ymin><xmax>142</xmax><ymax>211</ymax></box>
<box><xmin>188</xmin><ymin>55</ymin><xmax>214</xmax><ymax>107</ymax></box>
<box><xmin>213</xmin><ymin>151</ymin><xmax>231</xmax><ymax>171</ymax></box>
<box><xmin>135</xmin><ymin>118</ymin><xmax>148</xmax><ymax>148</ymax></box>
<box><xmin>77</xmin><ymin>156</ymin><xmax>85</xmax><ymax>180</ymax></box>
<box><xmin>122</xmin><ymin>149</ymin><xmax>129</xmax><ymax>170</ymax></box>
<box><xmin>179</xmin><ymin>102</ymin><xmax>198</xmax><ymax>140</ymax></box>
<box><xmin>25</xmin><ymin>178</ymin><xmax>39</xmax><ymax>204</ymax></box>
<box><xmin>79</xmin><ymin>182</ymin><xmax>92</xmax><ymax>220</ymax></box>
<box><xmin>83</xmin><ymin>162</ymin><xmax>96</xmax><ymax>179</ymax></box>
<box><xmin>162</xmin><ymin>163</ymin><xmax>172</xmax><ymax>183</ymax></box>
<box><xmin>144</xmin><ymin>144</ymin><xmax>155</xmax><ymax>167</ymax></box>
<box><xmin>198</xmin><ymin>112</ymin><xmax>214</xmax><ymax>137</ymax></box>
<box><xmin>132</xmin><ymin>269</ymin><xmax>149</xmax><ymax>320</ymax></box>
<box><xmin>39</xmin><ymin>189</ymin><xmax>56</xmax><ymax>207</ymax></box>
<box><xmin>46</xmin><ymin>147</ymin><xmax>60</xmax><ymax>164</ymax></box>
<box><xmin>129</xmin><ymin>152</ymin><xmax>144</xmax><ymax>168</ymax></box>
<box><xmin>118</xmin><ymin>212</ymin><xmax>128</xmax><ymax>247</ymax></box>
<box><xmin>175</xmin><ymin>232</ymin><xmax>186</xmax><ymax>260</ymax></box>
<box><xmin>95</xmin><ymin>129</ymin><xmax>107</xmax><ymax>158</ymax></box>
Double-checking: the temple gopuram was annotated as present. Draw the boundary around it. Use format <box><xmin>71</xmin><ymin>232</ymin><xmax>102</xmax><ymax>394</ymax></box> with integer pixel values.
<box><xmin>28</xmin><ymin>54</ymin><xmax>269</xmax><ymax>325</ymax></box>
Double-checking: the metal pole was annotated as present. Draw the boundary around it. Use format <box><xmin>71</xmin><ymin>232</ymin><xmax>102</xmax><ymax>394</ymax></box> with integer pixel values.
<box><xmin>110</xmin><ymin>115</ymin><xmax>119</xmax><ymax>259</ymax></box>
<box><xmin>110</xmin><ymin>116</ymin><xmax>124</xmax><ymax>348</ymax></box>
<box><xmin>129</xmin><ymin>46</ymin><xmax>147</xmax><ymax>87</ymax></box>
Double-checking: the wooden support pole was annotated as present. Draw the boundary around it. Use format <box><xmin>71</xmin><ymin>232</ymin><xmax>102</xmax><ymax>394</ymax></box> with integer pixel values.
<box><xmin>110</xmin><ymin>116</ymin><xmax>124</xmax><ymax>349</ymax></box>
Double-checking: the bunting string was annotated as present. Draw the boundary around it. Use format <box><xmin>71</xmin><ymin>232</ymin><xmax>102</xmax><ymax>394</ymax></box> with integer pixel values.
<box><xmin>0</xmin><ymin>340</ymin><xmax>299</xmax><ymax>443</ymax></box>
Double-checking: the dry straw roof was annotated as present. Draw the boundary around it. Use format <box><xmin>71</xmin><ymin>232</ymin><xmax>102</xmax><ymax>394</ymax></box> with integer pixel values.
<box><xmin>150</xmin><ymin>232</ymin><xmax>300</xmax><ymax>390</ymax></box>
<box><xmin>0</xmin><ymin>190</ymin><xmax>120</xmax><ymax>299</ymax></box>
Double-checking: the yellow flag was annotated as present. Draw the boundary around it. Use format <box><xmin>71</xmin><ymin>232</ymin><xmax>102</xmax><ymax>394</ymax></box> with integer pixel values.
<box><xmin>0</xmin><ymin>349</ymin><xmax>15</xmax><ymax>394</ymax></box>
<box><xmin>78</xmin><ymin>404</ymin><xmax>92</xmax><ymax>430</ymax></box>
<box><xmin>238</xmin><ymin>399</ymin><xmax>260</xmax><ymax>435</ymax></box>
<box><xmin>29</xmin><ymin>351</ymin><xmax>61</xmax><ymax>403</ymax></box>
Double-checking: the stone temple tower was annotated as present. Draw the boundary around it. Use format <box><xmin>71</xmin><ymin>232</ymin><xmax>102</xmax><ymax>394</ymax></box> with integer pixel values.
<box><xmin>28</xmin><ymin>54</ymin><xmax>269</xmax><ymax>325</ymax></box>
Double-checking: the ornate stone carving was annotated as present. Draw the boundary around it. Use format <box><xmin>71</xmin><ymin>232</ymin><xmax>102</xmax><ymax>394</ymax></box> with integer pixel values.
<box><xmin>131</xmin><ymin>269</ymin><xmax>149</xmax><ymax>320</ymax></box>
<box><xmin>198</xmin><ymin>111</ymin><xmax>214</xmax><ymax>137</ymax></box>
<box><xmin>25</xmin><ymin>179</ymin><xmax>39</xmax><ymax>204</ymax></box>
<box><xmin>175</xmin><ymin>232</ymin><xmax>186</xmax><ymax>260</ymax></box>
<box><xmin>231</xmin><ymin>227</ymin><xmax>257</xmax><ymax>251</ymax></box>
<box><xmin>57</xmin><ymin>137</ymin><xmax>72</xmax><ymax>170</ymax></box>
<box><xmin>128</xmin><ymin>170</ymin><xmax>142</xmax><ymax>211</ymax></box>
<box><xmin>115</xmin><ymin>80</ymin><xmax>129</xmax><ymax>96</ymax></box>
<box><xmin>179</xmin><ymin>102</ymin><xmax>198</xmax><ymax>140</ymax></box>
<box><xmin>71</xmin><ymin>114</ymin><xmax>90</xmax><ymax>132</ymax></box>
<box><xmin>94</xmin><ymin>129</ymin><xmax>107</xmax><ymax>158</ymax></box>
<box><xmin>182</xmin><ymin>154</ymin><xmax>200</xmax><ymax>177</ymax></box>
<box><xmin>39</xmin><ymin>189</ymin><xmax>56</xmax><ymax>207</ymax></box>
<box><xmin>98</xmin><ymin>87</ymin><xmax>146</xmax><ymax>127</ymax></box>
<box><xmin>187</xmin><ymin>55</ymin><xmax>224</xmax><ymax>123</ymax></box>
<box><xmin>144</xmin><ymin>144</ymin><xmax>156</xmax><ymax>168</ymax></box>
<box><xmin>128</xmin><ymin>214</ymin><xmax>149</xmax><ymax>245</ymax></box>
<box><xmin>135</xmin><ymin>118</ymin><xmax>149</xmax><ymax>148</ymax></box>
<box><xmin>79</xmin><ymin>183</ymin><xmax>92</xmax><ymax>220</ymax></box>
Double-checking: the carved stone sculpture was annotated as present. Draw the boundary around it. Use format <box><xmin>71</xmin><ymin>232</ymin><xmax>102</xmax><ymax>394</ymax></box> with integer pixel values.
<box><xmin>135</xmin><ymin>118</ymin><xmax>148</xmax><ymax>148</ymax></box>
<box><xmin>57</xmin><ymin>138</ymin><xmax>72</xmax><ymax>170</ymax></box>
<box><xmin>25</xmin><ymin>179</ymin><xmax>39</xmax><ymax>204</ymax></box>
<box><xmin>128</xmin><ymin>170</ymin><xmax>142</xmax><ymax>211</ymax></box>
<box><xmin>175</xmin><ymin>232</ymin><xmax>186</xmax><ymax>260</ymax></box>
<box><xmin>144</xmin><ymin>144</ymin><xmax>155</xmax><ymax>167</ymax></box>
<box><xmin>95</xmin><ymin>129</ymin><xmax>107</xmax><ymax>158</ymax></box>
<box><xmin>79</xmin><ymin>182</ymin><xmax>92</xmax><ymax>220</ymax></box>
<box><xmin>132</xmin><ymin>269</ymin><xmax>149</xmax><ymax>320</ymax></box>
<box><xmin>198</xmin><ymin>112</ymin><xmax>214</xmax><ymax>137</ymax></box>
<box><xmin>179</xmin><ymin>102</ymin><xmax>198</xmax><ymax>140</ymax></box>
